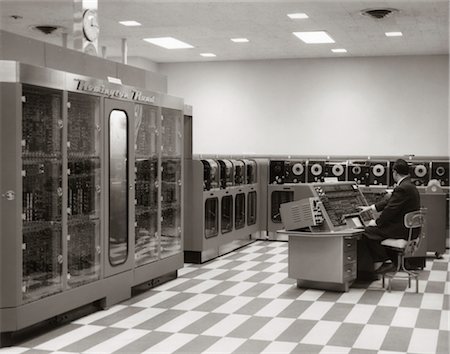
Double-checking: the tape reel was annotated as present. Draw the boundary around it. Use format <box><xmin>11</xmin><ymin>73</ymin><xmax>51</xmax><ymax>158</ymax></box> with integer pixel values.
<box><xmin>436</xmin><ymin>166</ymin><xmax>446</xmax><ymax>177</ymax></box>
<box><xmin>414</xmin><ymin>165</ymin><xmax>427</xmax><ymax>178</ymax></box>
<box><xmin>311</xmin><ymin>163</ymin><xmax>322</xmax><ymax>176</ymax></box>
<box><xmin>352</xmin><ymin>166</ymin><xmax>362</xmax><ymax>175</ymax></box>
<box><xmin>332</xmin><ymin>164</ymin><xmax>344</xmax><ymax>177</ymax></box>
<box><xmin>292</xmin><ymin>163</ymin><xmax>304</xmax><ymax>176</ymax></box>
<box><xmin>372</xmin><ymin>164</ymin><xmax>385</xmax><ymax>177</ymax></box>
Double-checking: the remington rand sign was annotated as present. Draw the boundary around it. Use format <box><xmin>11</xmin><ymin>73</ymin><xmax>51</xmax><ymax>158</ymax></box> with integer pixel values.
<box><xmin>75</xmin><ymin>79</ymin><xmax>156</xmax><ymax>103</ymax></box>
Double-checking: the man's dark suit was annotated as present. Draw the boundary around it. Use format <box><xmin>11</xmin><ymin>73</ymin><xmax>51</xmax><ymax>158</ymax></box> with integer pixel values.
<box><xmin>357</xmin><ymin>177</ymin><xmax>421</xmax><ymax>274</ymax></box>
<box><xmin>371</xmin><ymin>177</ymin><xmax>421</xmax><ymax>239</ymax></box>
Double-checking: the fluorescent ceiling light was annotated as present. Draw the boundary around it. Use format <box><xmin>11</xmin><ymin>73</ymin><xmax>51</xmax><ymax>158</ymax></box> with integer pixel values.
<box><xmin>231</xmin><ymin>38</ymin><xmax>249</xmax><ymax>43</ymax></box>
<box><xmin>385</xmin><ymin>31</ymin><xmax>403</xmax><ymax>37</ymax></box>
<box><xmin>293</xmin><ymin>31</ymin><xmax>335</xmax><ymax>44</ymax></box>
<box><xmin>143</xmin><ymin>37</ymin><xmax>194</xmax><ymax>49</ymax></box>
<box><xmin>107</xmin><ymin>76</ymin><xmax>122</xmax><ymax>84</ymax></box>
<box><xmin>200</xmin><ymin>53</ymin><xmax>216</xmax><ymax>57</ymax></box>
<box><xmin>119</xmin><ymin>20</ymin><xmax>141</xmax><ymax>27</ymax></box>
<box><xmin>287</xmin><ymin>13</ymin><xmax>309</xmax><ymax>19</ymax></box>
<box><xmin>332</xmin><ymin>48</ymin><xmax>347</xmax><ymax>53</ymax></box>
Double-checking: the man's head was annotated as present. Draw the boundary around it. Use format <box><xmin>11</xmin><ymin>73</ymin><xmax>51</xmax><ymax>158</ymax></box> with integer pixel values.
<box><xmin>392</xmin><ymin>159</ymin><xmax>410</xmax><ymax>182</ymax></box>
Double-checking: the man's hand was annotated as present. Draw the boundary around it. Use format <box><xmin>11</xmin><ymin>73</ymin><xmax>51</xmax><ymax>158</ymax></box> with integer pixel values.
<box><xmin>368</xmin><ymin>219</ymin><xmax>377</xmax><ymax>227</ymax></box>
<box><xmin>357</xmin><ymin>206</ymin><xmax>372</xmax><ymax>213</ymax></box>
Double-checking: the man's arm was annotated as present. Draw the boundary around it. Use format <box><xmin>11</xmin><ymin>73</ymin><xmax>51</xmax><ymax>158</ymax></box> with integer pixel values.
<box><xmin>375</xmin><ymin>187</ymin><xmax>406</xmax><ymax>227</ymax></box>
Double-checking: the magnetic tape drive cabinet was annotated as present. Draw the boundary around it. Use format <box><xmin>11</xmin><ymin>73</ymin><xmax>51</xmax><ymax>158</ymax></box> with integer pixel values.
<box><xmin>184</xmin><ymin>158</ymin><xmax>260</xmax><ymax>263</ymax></box>
<box><xmin>0</xmin><ymin>62</ymin><xmax>185</xmax><ymax>343</ymax></box>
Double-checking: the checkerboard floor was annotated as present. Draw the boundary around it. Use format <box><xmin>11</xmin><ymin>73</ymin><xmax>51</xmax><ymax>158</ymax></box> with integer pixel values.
<box><xmin>2</xmin><ymin>241</ymin><xmax>449</xmax><ymax>354</ymax></box>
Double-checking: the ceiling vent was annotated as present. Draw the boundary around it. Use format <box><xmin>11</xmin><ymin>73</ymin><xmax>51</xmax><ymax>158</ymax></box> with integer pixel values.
<box><xmin>30</xmin><ymin>25</ymin><xmax>63</xmax><ymax>35</ymax></box>
<box><xmin>361</xmin><ymin>8</ymin><xmax>399</xmax><ymax>19</ymax></box>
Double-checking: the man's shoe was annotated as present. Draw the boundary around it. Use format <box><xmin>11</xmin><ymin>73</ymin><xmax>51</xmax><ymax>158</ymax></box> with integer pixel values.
<box><xmin>375</xmin><ymin>262</ymin><xmax>396</xmax><ymax>274</ymax></box>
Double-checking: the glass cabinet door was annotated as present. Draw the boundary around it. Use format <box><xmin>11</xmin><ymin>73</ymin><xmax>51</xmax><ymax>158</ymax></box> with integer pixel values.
<box><xmin>134</xmin><ymin>104</ymin><xmax>159</xmax><ymax>265</ymax></box>
<box><xmin>204</xmin><ymin>198</ymin><xmax>218</xmax><ymax>238</ymax></box>
<box><xmin>160</xmin><ymin>107</ymin><xmax>182</xmax><ymax>258</ymax></box>
<box><xmin>247</xmin><ymin>191</ymin><xmax>257</xmax><ymax>226</ymax></box>
<box><xmin>22</xmin><ymin>85</ymin><xmax>63</xmax><ymax>303</ymax></box>
<box><xmin>109</xmin><ymin>110</ymin><xmax>129</xmax><ymax>266</ymax></box>
<box><xmin>235</xmin><ymin>193</ymin><xmax>246</xmax><ymax>230</ymax></box>
<box><xmin>67</xmin><ymin>93</ymin><xmax>101</xmax><ymax>288</ymax></box>
<box><xmin>221</xmin><ymin>195</ymin><xmax>233</xmax><ymax>234</ymax></box>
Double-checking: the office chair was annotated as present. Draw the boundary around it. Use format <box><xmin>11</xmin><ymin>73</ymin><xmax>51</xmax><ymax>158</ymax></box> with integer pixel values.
<box><xmin>381</xmin><ymin>208</ymin><xmax>427</xmax><ymax>293</ymax></box>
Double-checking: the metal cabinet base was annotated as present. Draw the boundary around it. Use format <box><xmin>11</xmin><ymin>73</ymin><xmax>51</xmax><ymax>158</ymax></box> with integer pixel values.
<box><xmin>286</xmin><ymin>230</ymin><xmax>361</xmax><ymax>293</ymax></box>
<box><xmin>0</xmin><ymin>262</ymin><xmax>180</xmax><ymax>347</ymax></box>
<box><xmin>184</xmin><ymin>249</ymin><xmax>219</xmax><ymax>264</ymax></box>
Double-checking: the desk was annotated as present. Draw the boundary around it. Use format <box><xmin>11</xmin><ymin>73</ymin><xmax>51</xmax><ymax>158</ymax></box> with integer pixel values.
<box><xmin>279</xmin><ymin>229</ymin><xmax>364</xmax><ymax>292</ymax></box>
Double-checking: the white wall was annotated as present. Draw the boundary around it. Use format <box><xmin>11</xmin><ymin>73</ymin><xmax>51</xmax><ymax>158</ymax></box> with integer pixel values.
<box><xmin>159</xmin><ymin>55</ymin><xmax>449</xmax><ymax>157</ymax></box>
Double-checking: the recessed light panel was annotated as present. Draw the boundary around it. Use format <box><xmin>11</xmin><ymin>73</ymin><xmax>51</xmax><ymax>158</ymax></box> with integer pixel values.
<box><xmin>119</xmin><ymin>21</ymin><xmax>141</xmax><ymax>26</ymax></box>
<box><xmin>231</xmin><ymin>38</ymin><xmax>249</xmax><ymax>43</ymax></box>
<box><xmin>287</xmin><ymin>13</ymin><xmax>309</xmax><ymax>19</ymax></box>
<box><xmin>293</xmin><ymin>31</ymin><xmax>335</xmax><ymax>44</ymax></box>
<box><xmin>200</xmin><ymin>53</ymin><xmax>216</xmax><ymax>57</ymax></box>
<box><xmin>332</xmin><ymin>48</ymin><xmax>347</xmax><ymax>53</ymax></box>
<box><xmin>143</xmin><ymin>37</ymin><xmax>194</xmax><ymax>49</ymax></box>
<box><xmin>385</xmin><ymin>31</ymin><xmax>403</xmax><ymax>37</ymax></box>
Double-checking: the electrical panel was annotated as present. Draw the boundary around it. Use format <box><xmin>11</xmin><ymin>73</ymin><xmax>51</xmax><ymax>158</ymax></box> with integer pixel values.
<box><xmin>134</xmin><ymin>104</ymin><xmax>159</xmax><ymax>266</ymax></box>
<box><xmin>269</xmin><ymin>160</ymin><xmax>289</xmax><ymax>184</ymax></box>
<box><xmin>160</xmin><ymin>107</ymin><xmax>183</xmax><ymax>259</ymax></box>
<box><xmin>22</xmin><ymin>86</ymin><xmax>63</xmax><ymax>303</ymax></box>
<box><xmin>309</xmin><ymin>183</ymin><xmax>372</xmax><ymax>232</ymax></box>
<box><xmin>360</xmin><ymin>187</ymin><xmax>390</xmax><ymax>206</ymax></box>
<box><xmin>67</xmin><ymin>92</ymin><xmax>101</xmax><ymax>288</ymax></box>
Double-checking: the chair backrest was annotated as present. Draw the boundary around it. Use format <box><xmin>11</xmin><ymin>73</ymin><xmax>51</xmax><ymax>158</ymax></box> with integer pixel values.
<box><xmin>404</xmin><ymin>208</ymin><xmax>427</xmax><ymax>257</ymax></box>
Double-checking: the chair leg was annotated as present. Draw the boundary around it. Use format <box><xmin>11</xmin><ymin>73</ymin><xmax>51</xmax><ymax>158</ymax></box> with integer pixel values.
<box><xmin>382</xmin><ymin>274</ymin><xmax>385</xmax><ymax>288</ymax></box>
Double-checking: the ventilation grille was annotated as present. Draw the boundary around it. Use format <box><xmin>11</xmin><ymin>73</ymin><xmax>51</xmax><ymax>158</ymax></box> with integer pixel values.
<box><xmin>361</xmin><ymin>8</ymin><xmax>399</xmax><ymax>19</ymax></box>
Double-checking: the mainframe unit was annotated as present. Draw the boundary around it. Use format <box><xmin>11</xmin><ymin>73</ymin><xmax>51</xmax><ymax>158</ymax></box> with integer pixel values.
<box><xmin>0</xmin><ymin>61</ymin><xmax>185</xmax><ymax>343</ymax></box>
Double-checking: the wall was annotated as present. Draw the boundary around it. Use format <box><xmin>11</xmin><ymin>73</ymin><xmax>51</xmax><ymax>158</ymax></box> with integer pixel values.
<box><xmin>159</xmin><ymin>55</ymin><xmax>449</xmax><ymax>157</ymax></box>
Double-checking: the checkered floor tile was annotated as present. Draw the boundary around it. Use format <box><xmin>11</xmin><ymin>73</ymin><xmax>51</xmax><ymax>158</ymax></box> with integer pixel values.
<box><xmin>1</xmin><ymin>241</ymin><xmax>449</xmax><ymax>354</ymax></box>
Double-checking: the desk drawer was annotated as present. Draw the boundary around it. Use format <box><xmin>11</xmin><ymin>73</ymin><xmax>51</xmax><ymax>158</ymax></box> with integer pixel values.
<box><xmin>343</xmin><ymin>238</ymin><xmax>357</xmax><ymax>252</ymax></box>
<box><xmin>343</xmin><ymin>251</ymin><xmax>357</xmax><ymax>265</ymax></box>
<box><xmin>343</xmin><ymin>262</ymin><xmax>357</xmax><ymax>280</ymax></box>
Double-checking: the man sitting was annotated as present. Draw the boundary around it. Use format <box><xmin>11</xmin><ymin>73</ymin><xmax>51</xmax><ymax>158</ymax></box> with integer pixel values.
<box><xmin>357</xmin><ymin>159</ymin><xmax>421</xmax><ymax>280</ymax></box>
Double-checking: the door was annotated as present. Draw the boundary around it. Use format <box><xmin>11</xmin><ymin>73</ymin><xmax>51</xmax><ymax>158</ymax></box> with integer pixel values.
<box><xmin>104</xmin><ymin>99</ymin><xmax>134</xmax><ymax>277</ymax></box>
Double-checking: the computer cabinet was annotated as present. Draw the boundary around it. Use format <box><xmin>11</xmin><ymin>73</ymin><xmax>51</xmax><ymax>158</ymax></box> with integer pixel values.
<box><xmin>0</xmin><ymin>62</ymin><xmax>185</xmax><ymax>340</ymax></box>
<box><xmin>184</xmin><ymin>158</ymin><xmax>260</xmax><ymax>263</ymax></box>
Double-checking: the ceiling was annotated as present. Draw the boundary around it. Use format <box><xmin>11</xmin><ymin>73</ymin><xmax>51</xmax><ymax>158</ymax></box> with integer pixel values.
<box><xmin>0</xmin><ymin>0</ymin><xmax>448</xmax><ymax>63</ymax></box>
